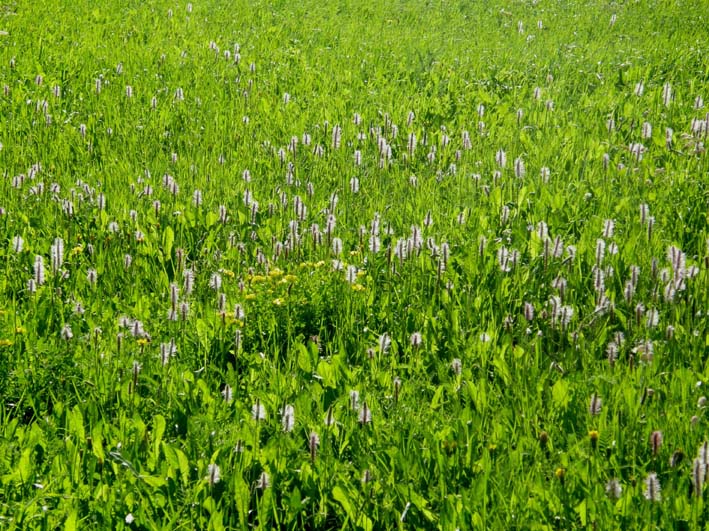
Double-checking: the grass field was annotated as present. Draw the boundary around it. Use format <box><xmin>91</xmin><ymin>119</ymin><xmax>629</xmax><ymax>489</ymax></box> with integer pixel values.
<box><xmin>1</xmin><ymin>0</ymin><xmax>709</xmax><ymax>529</ymax></box>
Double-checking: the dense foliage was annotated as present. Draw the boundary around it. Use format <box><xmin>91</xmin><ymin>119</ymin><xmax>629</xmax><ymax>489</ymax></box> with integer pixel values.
<box><xmin>1</xmin><ymin>0</ymin><xmax>708</xmax><ymax>528</ymax></box>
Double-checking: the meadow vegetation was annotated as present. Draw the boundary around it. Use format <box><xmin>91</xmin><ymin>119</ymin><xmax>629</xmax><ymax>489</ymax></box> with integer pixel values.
<box><xmin>1</xmin><ymin>0</ymin><xmax>708</xmax><ymax>528</ymax></box>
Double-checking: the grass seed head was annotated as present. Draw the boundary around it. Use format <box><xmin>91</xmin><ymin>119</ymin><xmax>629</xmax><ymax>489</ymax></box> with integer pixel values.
<box><xmin>589</xmin><ymin>394</ymin><xmax>602</xmax><ymax>416</ymax></box>
<box><xmin>644</xmin><ymin>473</ymin><xmax>661</xmax><ymax>502</ymax></box>
<box><xmin>605</xmin><ymin>478</ymin><xmax>622</xmax><ymax>499</ymax></box>
<box><xmin>207</xmin><ymin>463</ymin><xmax>220</xmax><ymax>486</ymax></box>
<box><xmin>650</xmin><ymin>431</ymin><xmax>663</xmax><ymax>456</ymax></box>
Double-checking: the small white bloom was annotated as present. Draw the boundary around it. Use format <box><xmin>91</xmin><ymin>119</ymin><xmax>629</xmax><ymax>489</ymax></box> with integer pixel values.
<box><xmin>281</xmin><ymin>404</ymin><xmax>295</xmax><ymax>432</ymax></box>
<box><xmin>252</xmin><ymin>402</ymin><xmax>267</xmax><ymax>421</ymax></box>
<box><xmin>206</xmin><ymin>463</ymin><xmax>221</xmax><ymax>485</ymax></box>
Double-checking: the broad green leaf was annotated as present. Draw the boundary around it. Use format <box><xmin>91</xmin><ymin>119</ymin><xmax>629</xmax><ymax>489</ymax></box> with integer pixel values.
<box><xmin>288</xmin><ymin>487</ymin><xmax>303</xmax><ymax>513</ymax></box>
<box><xmin>15</xmin><ymin>448</ymin><xmax>32</xmax><ymax>484</ymax></box>
<box><xmin>297</xmin><ymin>343</ymin><xmax>312</xmax><ymax>372</ymax></box>
<box><xmin>205</xmin><ymin>211</ymin><xmax>219</xmax><ymax>227</ymax></box>
<box><xmin>141</xmin><ymin>475</ymin><xmax>167</xmax><ymax>488</ymax></box>
<box><xmin>332</xmin><ymin>485</ymin><xmax>355</xmax><ymax>520</ymax></box>
<box><xmin>551</xmin><ymin>380</ymin><xmax>570</xmax><ymax>410</ymax></box>
<box><xmin>152</xmin><ymin>414</ymin><xmax>166</xmax><ymax>462</ymax></box>
<box><xmin>162</xmin><ymin>225</ymin><xmax>174</xmax><ymax>258</ymax></box>
<box><xmin>431</xmin><ymin>386</ymin><xmax>444</xmax><ymax>410</ymax></box>
<box><xmin>68</xmin><ymin>406</ymin><xmax>85</xmax><ymax>442</ymax></box>
<box><xmin>176</xmin><ymin>448</ymin><xmax>190</xmax><ymax>485</ymax></box>
<box><xmin>316</xmin><ymin>360</ymin><xmax>336</xmax><ymax>388</ymax></box>
<box><xmin>575</xmin><ymin>499</ymin><xmax>587</xmax><ymax>527</ymax></box>
<box><xmin>64</xmin><ymin>509</ymin><xmax>78</xmax><ymax>531</ymax></box>
<box><xmin>91</xmin><ymin>422</ymin><xmax>105</xmax><ymax>464</ymax></box>
<box><xmin>162</xmin><ymin>442</ymin><xmax>178</xmax><ymax>469</ymax></box>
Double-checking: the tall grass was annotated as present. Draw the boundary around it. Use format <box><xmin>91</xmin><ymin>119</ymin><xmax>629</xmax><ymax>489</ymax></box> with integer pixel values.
<box><xmin>0</xmin><ymin>0</ymin><xmax>708</xmax><ymax>528</ymax></box>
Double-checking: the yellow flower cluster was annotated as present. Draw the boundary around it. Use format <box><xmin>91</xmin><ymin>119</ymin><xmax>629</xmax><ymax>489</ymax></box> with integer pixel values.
<box><xmin>244</xmin><ymin>267</ymin><xmax>300</xmax><ymax>297</ymax></box>
<box><xmin>296</xmin><ymin>260</ymin><xmax>326</xmax><ymax>269</ymax></box>
<box><xmin>220</xmin><ymin>269</ymin><xmax>235</xmax><ymax>279</ymax></box>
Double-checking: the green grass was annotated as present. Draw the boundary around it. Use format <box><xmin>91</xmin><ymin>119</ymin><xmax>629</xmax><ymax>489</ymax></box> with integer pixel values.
<box><xmin>1</xmin><ymin>0</ymin><xmax>709</xmax><ymax>529</ymax></box>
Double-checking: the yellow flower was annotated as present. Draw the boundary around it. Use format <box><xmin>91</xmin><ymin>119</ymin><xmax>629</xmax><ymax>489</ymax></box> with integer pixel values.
<box><xmin>245</xmin><ymin>294</ymin><xmax>257</xmax><ymax>301</ymax></box>
<box><xmin>268</xmin><ymin>268</ymin><xmax>284</xmax><ymax>278</ymax></box>
<box><xmin>314</xmin><ymin>261</ymin><xmax>325</xmax><ymax>268</ymax></box>
<box><xmin>284</xmin><ymin>274</ymin><xmax>297</xmax><ymax>283</ymax></box>
<box><xmin>555</xmin><ymin>467</ymin><xmax>566</xmax><ymax>480</ymax></box>
<box><xmin>70</xmin><ymin>245</ymin><xmax>83</xmax><ymax>256</ymax></box>
<box><xmin>352</xmin><ymin>284</ymin><xmax>366</xmax><ymax>292</ymax></box>
<box><xmin>250</xmin><ymin>274</ymin><xmax>267</xmax><ymax>283</ymax></box>
<box><xmin>272</xmin><ymin>298</ymin><xmax>284</xmax><ymax>306</ymax></box>
<box><xmin>356</xmin><ymin>270</ymin><xmax>366</xmax><ymax>278</ymax></box>
<box><xmin>220</xmin><ymin>269</ymin><xmax>235</xmax><ymax>278</ymax></box>
<box><xmin>137</xmin><ymin>338</ymin><xmax>150</xmax><ymax>346</ymax></box>
<box><xmin>0</xmin><ymin>339</ymin><xmax>12</xmax><ymax>347</ymax></box>
<box><xmin>15</xmin><ymin>326</ymin><xmax>26</xmax><ymax>335</ymax></box>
